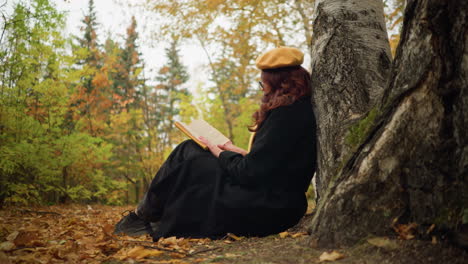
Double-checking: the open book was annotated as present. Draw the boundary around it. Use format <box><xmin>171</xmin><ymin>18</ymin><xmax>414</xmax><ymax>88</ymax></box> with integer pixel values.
<box><xmin>175</xmin><ymin>119</ymin><xmax>230</xmax><ymax>150</ymax></box>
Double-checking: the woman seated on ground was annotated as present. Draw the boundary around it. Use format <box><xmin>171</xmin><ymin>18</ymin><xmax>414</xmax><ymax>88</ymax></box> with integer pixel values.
<box><xmin>114</xmin><ymin>46</ymin><xmax>317</xmax><ymax>240</ymax></box>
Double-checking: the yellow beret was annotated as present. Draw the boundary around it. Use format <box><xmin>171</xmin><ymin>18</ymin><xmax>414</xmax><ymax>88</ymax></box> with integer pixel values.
<box><xmin>255</xmin><ymin>46</ymin><xmax>304</xmax><ymax>70</ymax></box>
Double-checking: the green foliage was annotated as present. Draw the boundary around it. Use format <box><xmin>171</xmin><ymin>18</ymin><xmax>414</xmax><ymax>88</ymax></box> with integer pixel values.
<box><xmin>0</xmin><ymin>0</ymin><xmax>149</xmax><ymax>206</ymax></box>
<box><xmin>232</xmin><ymin>97</ymin><xmax>259</xmax><ymax>149</ymax></box>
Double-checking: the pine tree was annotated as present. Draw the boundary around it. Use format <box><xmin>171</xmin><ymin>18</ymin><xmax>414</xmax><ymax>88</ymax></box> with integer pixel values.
<box><xmin>111</xmin><ymin>16</ymin><xmax>145</xmax><ymax>112</ymax></box>
<box><xmin>155</xmin><ymin>37</ymin><xmax>190</xmax><ymax>147</ymax></box>
<box><xmin>71</xmin><ymin>0</ymin><xmax>112</xmax><ymax>136</ymax></box>
<box><xmin>78</xmin><ymin>0</ymin><xmax>100</xmax><ymax>73</ymax></box>
<box><xmin>102</xmin><ymin>17</ymin><xmax>150</xmax><ymax>203</ymax></box>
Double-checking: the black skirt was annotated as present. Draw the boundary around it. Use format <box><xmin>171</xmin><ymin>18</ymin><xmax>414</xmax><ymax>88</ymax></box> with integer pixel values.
<box><xmin>136</xmin><ymin>140</ymin><xmax>307</xmax><ymax>240</ymax></box>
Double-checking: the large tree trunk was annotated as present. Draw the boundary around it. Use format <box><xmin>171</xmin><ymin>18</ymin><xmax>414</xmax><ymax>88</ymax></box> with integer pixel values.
<box><xmin>309</xmin><ymin>0</ymin><xmax>468</xmax><ymax>246</ymax></box>
<box><xmin>310</xmin><ymin>0</ymin><xmax>392</xmax><ymax>200</ymax></box>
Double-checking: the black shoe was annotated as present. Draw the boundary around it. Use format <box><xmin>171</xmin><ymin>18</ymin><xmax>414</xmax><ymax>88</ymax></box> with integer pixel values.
<box><xmin>113</xmin><ymin>211</ymin><xmax>157</xmax><ymax>237</ymax></box>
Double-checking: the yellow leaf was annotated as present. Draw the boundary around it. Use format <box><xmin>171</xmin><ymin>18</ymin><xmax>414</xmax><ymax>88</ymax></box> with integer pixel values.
<box><xmin>291</xmin><ymin>232</ymin><xmax>308</xmax><ymax>238</ymax></box>
<box><xmin>279</xmin><ymin>231</ymin><xmax>289</xmax><ymax>238</ymax></box>
<box><xmin>160</xmin><ymin>236</ymin><xmax>178</xmax><ymax>246</ymax></box>
<box><xmin>6</xmin><ymin>231</ymin><xmax>19</xmax><ymax>241</ymax></box>
<box><xmin>366</xmin><ymin>237</ymin><xmax>398</xmax><ymax>249</ymax></box>
<box><xmin>426</xmin><ymin>224</ymin><xmax>435</xmax><ymax>234</ymax></box>
<box><xmin>0</xmin><ymin>241</ymin><xmax>15</xmax><ymax>251</ymax></box>
<box><xmin>319</xmin><ymin>250</ymin><xmax>345</xmax><ymax>262</ymax></box>
<box><xmin>117</xmin><ymin>246</ymin><xmax>163</xmax><ymax>260</ymax></box>
<box><xmin>227</xmin><ymin>233</ymin><xmax>243</xmax><ymax>241</ymax></box>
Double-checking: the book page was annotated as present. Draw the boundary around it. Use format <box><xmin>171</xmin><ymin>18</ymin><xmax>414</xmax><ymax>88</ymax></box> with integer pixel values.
<box><xmin>180</xmin><ymin>119</ymin><xmax>230</xmax><ymax>146</ymax></box>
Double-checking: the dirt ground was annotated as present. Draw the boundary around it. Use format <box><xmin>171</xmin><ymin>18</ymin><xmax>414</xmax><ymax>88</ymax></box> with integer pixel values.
<box><xmin>0</xmin><ymin>205</ymin><xmax>466</xmax><ymax>264</ymax></box>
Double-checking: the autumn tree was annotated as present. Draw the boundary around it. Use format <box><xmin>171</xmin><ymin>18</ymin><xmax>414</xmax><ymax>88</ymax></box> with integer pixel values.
<box><xmin>384</xmin><ymin>0</ymin><xmax>405</xmax><ymax>56</ymax></box>
<box><xmin>70</xmin><ymin>0</ymin><xmax>114</xmax><ymax>136</ymax></box>
<box><xmin>112</xmin><ymin>16</ymin><xmax>144</xmax><ymax>111</ymax></box>
<box><xmin>101</xmin><ymin>16</ymin><xmax>152</xmax><ymax>203</ymax></box>
<box><xmin>138</xmin><ymin>0</ymin><xmax>315</xmax><ymax>147</ymax></box>
<box><xmin>0</xmin><ymin>0</ymin><xmax>116</xmax><ymax>206</ymax></box>
<box><xmin>308</xmin><ymin>0</ymin><xmax>468</xmax><ymax>247</ymax></box>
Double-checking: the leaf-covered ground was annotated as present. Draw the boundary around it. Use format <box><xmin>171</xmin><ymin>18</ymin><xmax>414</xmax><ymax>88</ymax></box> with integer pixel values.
<box><xmin>0</xmin><ymin>205</ymin><xmax>466</xmax><ymax>263</ymax></box>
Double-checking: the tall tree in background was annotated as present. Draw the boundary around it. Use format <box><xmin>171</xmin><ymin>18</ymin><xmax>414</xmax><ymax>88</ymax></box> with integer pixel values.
<box><xmin>309</xmin><ymin>0</ymin><xmax>468</xmax><ymax>246</ymax></box>
<box><xmin>115</xmin><ymin>16</ymin><xmax>144</xmax><ymax>111</ymax></box>
<box><xmin>155</xmin><ymin>37</ymin><xmax>190</xmax><ymax>148</ymax></box>
<box><xmin>78</xmin><ymin>0</ymin><xmax>99</xmax><ymax>75</ymax></box>
<box><xmin>103</xmin><ymin>16</ymin><xmax>149</xmax><ymax>203</ymax></box>
<box><xmin>71</xmin><ymin>0</ymin><xmax>113</xmax><ymax>136</ymax></box>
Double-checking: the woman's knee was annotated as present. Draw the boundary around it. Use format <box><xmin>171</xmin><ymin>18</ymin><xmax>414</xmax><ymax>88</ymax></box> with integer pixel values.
<box><xmin>180</xmin><ymin>139</ymin><xmax>198</xmax><ymax>148</ymax></box>
<box><xmin>173</xmin><ymin>140</ymin><xmax>207</xmax><ymax>160</ymax></box>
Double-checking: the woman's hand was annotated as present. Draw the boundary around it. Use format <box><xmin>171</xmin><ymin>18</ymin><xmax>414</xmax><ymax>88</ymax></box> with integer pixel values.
<box><xmin>198</xmin><ymin>136</ymin><xmax>223</xmax><ymax>158</ymax></box>
<box><xmin>218</xmin><ymin>141</ymin><xmax>248</xmax><ymax>156</ymax></box>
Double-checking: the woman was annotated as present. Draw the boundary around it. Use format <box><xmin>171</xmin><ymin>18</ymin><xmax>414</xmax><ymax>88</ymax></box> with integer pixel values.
<box><xmin>114</xmin><ymin>46</ymin><xmax>317</xmax><ymax>240</ymax></box>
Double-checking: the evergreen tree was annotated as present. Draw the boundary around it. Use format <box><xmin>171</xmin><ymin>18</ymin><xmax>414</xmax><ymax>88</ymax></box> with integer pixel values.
<box><xmin>78</xmin><ymin>0</ymin><xmax>100</xmax><ymax>72</ymax></box>
<box><xmin>109</xmin><ymin>16</ymin><xmax>145</xmax><ymax>113</ymax></box>
<box><xmin>102</xmin><ymin>17</ymin><xmax>150</xmax><ymax>203</ymax></box>
<box><xmin>71</xmin><ymin>0</ymin><xmax>112</xmax><ymax>136</ymax></box>
<box><xmin>155</xmin><ymin>37</ymin><xmax>190</xmax><ymax>147</ymax></box>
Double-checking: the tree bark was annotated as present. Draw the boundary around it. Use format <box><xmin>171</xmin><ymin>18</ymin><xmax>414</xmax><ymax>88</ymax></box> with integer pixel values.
<box><xmin>310</xmin><ymin>0</ymin><xmax>392</xmax><ymax>199</ymax></box>
<box><xmin>309</xmin><ymin>0</ymin><xmax>468</xmax><ymax>246</ymax></box>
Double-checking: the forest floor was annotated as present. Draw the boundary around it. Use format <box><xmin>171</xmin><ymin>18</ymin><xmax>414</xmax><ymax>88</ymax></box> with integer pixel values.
<box><xmin>0</xmin><ymin>205</ymin><xmax>467</xmax><ymax>264</ymax></box>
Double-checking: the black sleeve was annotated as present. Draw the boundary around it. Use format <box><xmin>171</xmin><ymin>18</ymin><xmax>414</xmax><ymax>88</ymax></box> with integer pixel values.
<box><xmin>218</xmin><ymin>106</ymin><xmax>303</xmax><ymax>187</ymax></box>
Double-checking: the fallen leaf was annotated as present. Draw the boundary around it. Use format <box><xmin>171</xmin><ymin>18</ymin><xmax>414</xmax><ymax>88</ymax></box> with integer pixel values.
<box><xmin>101</xmin><ymin>223</ymin><xmax>114</xmax><ymax>236</ymax></box>
<box><xmin>279</xmin><ymin>231</ymin><xmax>289</xmax><ymax>238</ymax></box>
<box><xmin>426</xmin><ymin>224</ymin><xmax>435</xmax><ymax>234</ymax></box>
<box><xmin>319</xmin><ymin>250</ymin><xmax>345</xmax><ymax>262</ymax></box>
<box><xmin>156</xmin><ymin>260</ymin><xmax>191</xmax><ymax>264</ymax></box>
<box><xmin>6</xmin><ymin>231</ymin><xmax>19</xmax><ymax>241</ymax></box>
<box><xmin>170</xmin><ymin>252</ymin><xmax>185</xmax><ymax>258</ymax></box>
<box><xmin>291</xmin><ymin>232</ymin><xmax>308</xmax><ymax>238</ymax></box>
<box><xmin>392</xmin><ymin>222</ymin><xmax>418</xmax><ymax>240</ymax></box>
<box><xmin>116</xmin><ymin>246</ymin><xmax>164</xmax><ymax>260</ymax></box>
<box><xmin>432</xmin><ymin>236</ymin><xmax>437</xmax><ymax>244</ymax></box>
<box><xmin>160</xmin><ymin>236</ymin><xmax>178</xmax><ymax>246</ymax></box>
<box><xmin>14</xmin><ymin>231</ymin><xmax>40</xmax><ymax>247</ymax></box>
<box><xmin>367</xmin><ymin>237</ymin><xmax>399</xmax><ymax>249</ymax></box>
<box><xmin>0</xmin><ymin>251</ymin><xmax>11</xmax><ymax>264</ymax></box>
<box><xmin>0</xmin><ymin>241</ymin><xmax>15</xmax><ymax>251</ymax></box>
<box><xmin>226</xmin><ymin>233</ymin><xmax>243</xmax><ymax>241</ymax></box>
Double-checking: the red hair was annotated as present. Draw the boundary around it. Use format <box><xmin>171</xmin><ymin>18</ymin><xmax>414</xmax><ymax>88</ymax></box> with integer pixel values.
<box><xmin>250</xmin><ymin>66</ymin><xmax>311</xmax><ymax>132</ymax></box>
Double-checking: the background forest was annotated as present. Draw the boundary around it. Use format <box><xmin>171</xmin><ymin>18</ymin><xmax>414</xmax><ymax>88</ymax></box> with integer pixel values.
<box><xmin>0</xmin><ymin>0</ymin><xmax>404</xmax><ymax>207</ymax></box>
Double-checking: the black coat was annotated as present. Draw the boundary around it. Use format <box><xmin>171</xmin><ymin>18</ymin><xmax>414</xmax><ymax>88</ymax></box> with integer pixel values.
<box><xmin>138</xmin><ymin>96</ymin><xmax>317</xmax><ymax>239</ymax></box>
